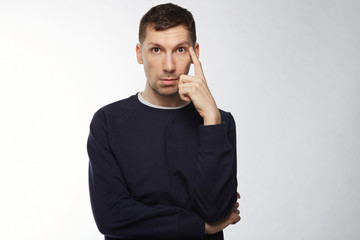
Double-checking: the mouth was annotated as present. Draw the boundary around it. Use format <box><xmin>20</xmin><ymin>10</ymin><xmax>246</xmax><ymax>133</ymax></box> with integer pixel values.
<box><xmin>160</xmin><ymin>78</ymin><xmax>178</xmax><ymax>86</ymax></box>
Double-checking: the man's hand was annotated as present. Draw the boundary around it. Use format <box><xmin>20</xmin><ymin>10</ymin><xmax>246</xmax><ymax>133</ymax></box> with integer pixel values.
<box><xmin>204</xmin><ymin>193</ymin><xmax>241</xmax><ymax>234</ymax></box>
<box><xmin>178</xmin><ymin>47</ymin><xmax>221</xmax><ymax>125</ymax></box>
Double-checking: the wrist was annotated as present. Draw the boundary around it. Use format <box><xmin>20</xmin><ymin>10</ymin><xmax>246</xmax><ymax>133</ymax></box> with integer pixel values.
<box><xmin>203</xmin><ymin>109</ymin><xmax>221</xmax><ymax>126</ymax></box>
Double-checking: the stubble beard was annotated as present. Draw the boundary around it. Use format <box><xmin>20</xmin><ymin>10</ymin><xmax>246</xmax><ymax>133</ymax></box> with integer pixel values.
<box><xmin>150</xmin><ymin>83</ymin><xmax>179</xmax><ymax>97</ymax></box>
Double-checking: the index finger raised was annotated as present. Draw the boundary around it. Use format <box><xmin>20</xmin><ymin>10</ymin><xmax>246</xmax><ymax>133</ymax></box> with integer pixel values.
<box><xmin>189</xmin><ymin>46</ymin><xmax>204</xmax><ymax>78</ymax></box>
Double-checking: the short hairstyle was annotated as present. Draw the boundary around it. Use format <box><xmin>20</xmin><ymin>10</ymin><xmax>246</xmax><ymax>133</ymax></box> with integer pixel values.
<box><xmin>138</xmin><ymin>3</ymin><xmax>196</xmax><ymax>45</ymax></box>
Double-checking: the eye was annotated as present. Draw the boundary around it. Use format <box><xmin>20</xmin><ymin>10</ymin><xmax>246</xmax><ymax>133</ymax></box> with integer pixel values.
<box><xmin>177</xmin><ymin>47</ymin><xmax>186</xmax><ymax>53</ymax></box>
<box><xmin>152</xmin><ymin>47</ymin><xmax>161</xmax><ymax>53</ymax></box>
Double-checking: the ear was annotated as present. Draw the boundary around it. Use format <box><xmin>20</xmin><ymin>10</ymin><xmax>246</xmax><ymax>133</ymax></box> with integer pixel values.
<box><xmin>194</xmin><ymin>43</ymin><xmax>199</xmax><ymax>58</ymax></box>
<box><xmin>136</xmin><ymin>43</ymin><xmax>143</xmax><ymax>64</ymax></box>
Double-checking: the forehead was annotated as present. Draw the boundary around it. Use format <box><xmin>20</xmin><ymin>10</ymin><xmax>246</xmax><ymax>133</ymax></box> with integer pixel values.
<box><xmin>143</xmin><ymin>25</ymin><xmax>191</xmax><ymax>47</ymax></box>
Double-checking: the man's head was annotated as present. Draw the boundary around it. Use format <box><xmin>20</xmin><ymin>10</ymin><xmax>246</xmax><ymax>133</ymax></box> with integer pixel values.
<box><xmin>138</xmin><ymin>3</ymin><xmax>196</xmax><ymax>45</ymax></box>
<box><xmin>136</xmin><ymin>3</ymin><xmax>199</xmax><ymax>100</ymax></box>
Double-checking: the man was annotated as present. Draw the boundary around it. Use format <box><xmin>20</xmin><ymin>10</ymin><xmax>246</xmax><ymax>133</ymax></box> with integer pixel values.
<box><xmin>87</xmin><ymin>3</ymin><xmax>240</xmax><ymax>240</ymax></box>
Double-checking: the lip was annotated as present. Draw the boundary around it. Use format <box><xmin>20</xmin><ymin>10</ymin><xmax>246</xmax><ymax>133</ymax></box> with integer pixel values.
<box><xmin>160</xmin><ymin>78</ymin><xmax>178</xmax><ymax>86</ymax></box>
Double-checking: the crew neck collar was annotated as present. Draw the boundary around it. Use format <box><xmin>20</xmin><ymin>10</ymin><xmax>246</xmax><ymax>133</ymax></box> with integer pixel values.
<box><xmin>137</xmin><ymin>92</ymin><xmax>191</xmax><ymax>110</ymax></box>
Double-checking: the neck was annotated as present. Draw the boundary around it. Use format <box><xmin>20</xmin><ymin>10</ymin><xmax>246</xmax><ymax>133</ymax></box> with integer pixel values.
<box><xmin>142</xmin><ymin>85</ymin><xmax>188</xmax><ymax>108</ymax></box>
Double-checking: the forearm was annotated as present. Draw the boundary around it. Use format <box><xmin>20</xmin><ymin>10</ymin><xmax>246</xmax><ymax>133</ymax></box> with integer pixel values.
<box><xmin>89</xmin><ymin>152</ymin><xmax>205</xmax><ymax>239</ymax></box>
<box><xmin>192</xmin><ymin>114</ymin><xmax>238</xmax><ymax>222</ymax></box>
<box><xmin>90</xmin><ymin>182</ymin><xmax>204</xmax><ymax>239</ymax></box>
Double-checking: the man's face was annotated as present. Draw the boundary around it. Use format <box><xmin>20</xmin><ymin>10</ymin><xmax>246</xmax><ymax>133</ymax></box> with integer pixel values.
<box><xmin>136</xmin><ymin>25</ymin><xmax>198</xmax><ymax>96</ymax></box>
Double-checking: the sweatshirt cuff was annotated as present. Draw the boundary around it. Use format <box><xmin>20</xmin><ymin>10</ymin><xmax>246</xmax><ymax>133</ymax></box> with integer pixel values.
<box><xmin>199</xmin><ymin>122</ymin><xmax>229</xmax><ymax>150</ymax></box>
<box><xmin>178</xmin><ymin>211</ymin><xmax>204</xmax><ymax>240</ymax></box>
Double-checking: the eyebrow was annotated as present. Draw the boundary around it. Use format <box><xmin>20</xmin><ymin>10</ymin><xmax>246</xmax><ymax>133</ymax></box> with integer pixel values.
<box><xmin>147</xmin><ymin>41</ymin><xmax>191</xmax><ymax>48</ymax></box>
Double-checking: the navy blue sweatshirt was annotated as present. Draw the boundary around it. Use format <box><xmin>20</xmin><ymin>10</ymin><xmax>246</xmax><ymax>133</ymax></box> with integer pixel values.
<box><xmin>87</xmin><ymin>94</ymin><xmax>238</xmax><ymax>240</ymax></box>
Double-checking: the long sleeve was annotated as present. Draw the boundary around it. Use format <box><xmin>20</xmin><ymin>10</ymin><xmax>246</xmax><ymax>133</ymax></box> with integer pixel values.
<box><xmin>192</xmin><ymin>112</ymin><xmax>238</xmax><ymax>222</ymax></box>
<box><xmin>87</xmin><ymin>109</ymin><xmax>204</xmax><ymax>239</ymax></box>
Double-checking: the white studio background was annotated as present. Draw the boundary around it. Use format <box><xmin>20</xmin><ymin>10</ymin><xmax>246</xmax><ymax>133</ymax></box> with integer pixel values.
<box><xmin>0</xmin><ymin>0</ymin><xmax>359</xmax><ymax>239</ymax></box>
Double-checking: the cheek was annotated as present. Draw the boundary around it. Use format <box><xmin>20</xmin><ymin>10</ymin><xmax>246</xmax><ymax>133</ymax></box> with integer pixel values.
<box><xmin>144</xmin><ymin>56</ymin><xmax>162</xmax><ymax>72</ymax></box>
<box><xmin>143</xmin><ymin>61</ymin><xmax>155</xmax><ymax>77</ymax></box>
<box><xmin>142</xmin><ymin>59</ymin><xmax>154</xmax><ymax>79</ymax></box>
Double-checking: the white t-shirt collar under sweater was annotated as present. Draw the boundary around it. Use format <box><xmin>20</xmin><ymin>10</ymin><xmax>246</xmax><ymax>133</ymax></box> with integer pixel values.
<box><xmin>137</xmin><ymin>92</ymin><xmax>191</xmax><ymax>110</ymax></box>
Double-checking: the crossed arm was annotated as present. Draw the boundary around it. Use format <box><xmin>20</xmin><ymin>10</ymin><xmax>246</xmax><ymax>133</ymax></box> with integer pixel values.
<box><xmin>88</xmin><ymin>109</ymin><xmax>240</xmax><ymax>238</ymax></box>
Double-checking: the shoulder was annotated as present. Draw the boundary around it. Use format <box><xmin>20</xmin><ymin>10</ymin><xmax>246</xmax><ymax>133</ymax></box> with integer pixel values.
<box><xmin>91</xmin><ymin>94</ymin><xmax>139</xmax><ymax>125</ymax></box>
<box><xmin>100</xmin><ymin>94</ymin><xmax>137</xmax><ymax>113</ymax></box>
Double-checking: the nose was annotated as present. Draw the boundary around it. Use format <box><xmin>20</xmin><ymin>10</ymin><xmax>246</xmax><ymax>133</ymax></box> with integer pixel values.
<box><xmin>163</xmin><ymin>53</ymin><xmax>175</xmax><ymax>73</ymax></box>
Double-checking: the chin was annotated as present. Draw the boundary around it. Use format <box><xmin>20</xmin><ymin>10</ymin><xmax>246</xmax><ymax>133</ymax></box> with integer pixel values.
<box><xmin>156</xmin><ymin>87</ymin><xmax>179</xmax><ymax>97</ymax></box>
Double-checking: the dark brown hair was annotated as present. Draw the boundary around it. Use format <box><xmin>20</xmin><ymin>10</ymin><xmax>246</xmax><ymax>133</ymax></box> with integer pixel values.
<box><xmin>138</xmin><ymin>3</ymin><xmax>196</xmax><ymax>45</ymax></box>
